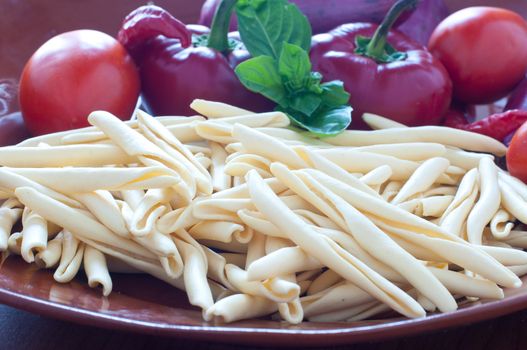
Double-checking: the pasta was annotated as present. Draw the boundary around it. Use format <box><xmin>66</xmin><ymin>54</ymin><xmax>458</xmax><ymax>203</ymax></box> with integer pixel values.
<box><xmin>0</xmin><ymin>144</ymin><xmax>136</xmax><ymax>167</ymax></box>
<box><xmin>84</xmin><ymin>245</ymin><xmax>112</xmax><ymax>296</ymax></box>
<box><xmin>0</xmin><ymin>198</ymin><xmax>22</xmax><ymax>251</ymax></box>
<box><xmin>362</xmin><ymin>113</ymin><xmax>406</xmax><ymax>129</ymax></box>
<box><xmin>53</xmin><ymin>230</ymin><xmax>84</xmax><ymax>283</ymax></box>
<box><xmin>353</xmin><ymin>143</ymin><xmax>447</xmax><ymax>161</ymax></box>
<box><xmin>19</xmin><ymin>207</ymin><xmax>49</xmax><ymax>263</ymax></box>
<box><xmin>271</xmin><ymin>164</ymin><xmax>457</xmax><ymax>312</ymax></box>
<box><xmin>324</xmin><ymin>125</ymin><xmax>507</xmax><ymax>155</ymax></box>
<box><xmin>0</xmin><ymin>100</ymin><xmax>525</xmax><ymax>325</ymax></box>
<box><xmin>246</xmin><ymin>169</ymin><xmax>426</xmax><ymax>318</ymax></box>
<box><xmin>391</xmin><ymin>157</ymin><xmax>450</xmax><ymax>204</ymax></box>
<box><xmin>35</xmin><ymin>231</ymin><xmax>63</xmax><ymax>268</ymax></box>
<box><xmin>190</xmin><ymin>99</ymin><xmax>252</xmax><ymax>118</ymax></box>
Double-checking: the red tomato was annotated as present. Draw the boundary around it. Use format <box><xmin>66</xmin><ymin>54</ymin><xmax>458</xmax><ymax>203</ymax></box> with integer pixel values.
<box><xmin>507</xmin><ymin>121</ymin><xmax>527</xmax><ymax>183</ymax></box>
<box><xmin>428</xmin><ymin>7</ymin><xmax>527</xmax><ymax>105</ymax></box>
<box><xmin>19</xmin><ymin>30</ymin><xmax>140</xmax><ymax>135</ymax></box>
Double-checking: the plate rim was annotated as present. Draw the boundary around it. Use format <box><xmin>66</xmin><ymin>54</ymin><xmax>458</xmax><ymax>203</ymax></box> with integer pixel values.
<box><xmin>1</xmin><ymin>273</ymin><xmax>527</xmax><ymax>347</ymax></box>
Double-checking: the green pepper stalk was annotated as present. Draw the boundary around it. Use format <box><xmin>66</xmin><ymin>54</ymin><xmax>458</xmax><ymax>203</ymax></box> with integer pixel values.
<box><xmin>206</xmin><ymin>0</ymin><xmax>238</xmax><ymax>53</ymax></box>
<box><xmin>355</xmin><ymin>0</ymin><xmax>418</xmax><ymax>63</ymax></box>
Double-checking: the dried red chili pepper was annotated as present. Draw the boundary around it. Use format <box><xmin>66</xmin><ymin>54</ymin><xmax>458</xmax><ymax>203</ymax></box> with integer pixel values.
<box><xmin>443</xmin><ymin>108</ymin><xmax>527</xmax><ymax>142</ymax></box>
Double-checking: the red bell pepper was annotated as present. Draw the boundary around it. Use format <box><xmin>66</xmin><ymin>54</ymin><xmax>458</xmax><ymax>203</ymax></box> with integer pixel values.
<box><xmin>117</xmin><ymin>2</ymin><xmax>271</xmax><ymax>116</ymax></box>
<box><xmin>309</xmin><ymin>0</ymin><xmax>452</xmax><ymax>129</ymax></box>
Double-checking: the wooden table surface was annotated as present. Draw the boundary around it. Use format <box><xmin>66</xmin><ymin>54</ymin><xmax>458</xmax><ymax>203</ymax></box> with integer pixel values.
<box><xmin>3</xmin><ymin>1</ymin><xmax>527</xmax><ymax>349</ymax></box>
<box><xmin>2</xmin><ymin>304</ymin><xmax>527</xmax><ymax>350</ymax></box>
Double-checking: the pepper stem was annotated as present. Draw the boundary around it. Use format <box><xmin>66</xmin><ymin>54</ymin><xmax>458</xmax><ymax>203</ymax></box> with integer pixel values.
<box><xmin>207</xmin><ymin>0</ymin><xmax>238</xmax><ymax>53</ymax></box>
<box><xmin>362</xmin><ymin>0</ymin><xmax>418</xmax><ymax>61</ymax></box>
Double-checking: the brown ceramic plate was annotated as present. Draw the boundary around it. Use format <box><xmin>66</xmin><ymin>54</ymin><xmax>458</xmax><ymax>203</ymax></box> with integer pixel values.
<box><xmin>2</xmin><ymin>256</ymin><xmax>527</xmax><ymax>347</ymax></box>
<box><xmin>2</xmin><ymin>0</ymin><xmax>527</xmax><ymax>347</ymax></box>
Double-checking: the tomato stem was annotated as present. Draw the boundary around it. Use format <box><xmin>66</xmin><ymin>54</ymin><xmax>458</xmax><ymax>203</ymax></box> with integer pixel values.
<box><xmin>207</xmin><ymin>0</ymin><xmax>237</xmax><ymax>53</ymax></box>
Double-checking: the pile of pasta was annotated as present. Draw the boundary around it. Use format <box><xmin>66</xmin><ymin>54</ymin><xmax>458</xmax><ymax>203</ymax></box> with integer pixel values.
<box><xmin>2</xmin><ymin>99</ymin><xmax>527</xmax><ymax>323</ymax></box>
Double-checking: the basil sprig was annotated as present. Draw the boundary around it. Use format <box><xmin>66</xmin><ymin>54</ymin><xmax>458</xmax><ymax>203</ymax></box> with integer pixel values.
<box><xmin>234</xmin><ymin>0</ymin><xmax>352</xmax><ymax>136</ymax></box>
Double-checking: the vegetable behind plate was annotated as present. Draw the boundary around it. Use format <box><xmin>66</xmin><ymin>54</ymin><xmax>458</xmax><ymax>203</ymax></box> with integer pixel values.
<box><xmin>443</xmin><ymin>108</ymin><xmax>527</xmax><ymax>142</ymax></box>
<box><xmin>117</xmin><ymin>3</ymin><xmax>272</xmax><ymax>117</ymax></box>
<box><xmin>19</xmin><ymin>30</ymin><xmax>140</xmax><ymax>136</ymax></box>
<box><xmin>507</xmin><ymin>120</ymin><xmax>527</xmax><ymax>182</ymax></box>
<box><xmin>429</xmin><ymin>6</ymin><xmax>527</xmax><ymax>105</ymax></box>
<box><xmin>200</xmin><ymin>0</ymin><xmax>396</xmax><ymax>34</ymax></box>
<box><xmin>199</xmin><ymin>0</ymin><xmax>449</xmax><ymax>45</ymax></box>
<box><xmin>310</xmin><ymin>0</ymin><xmax>452</xmax><ymax>129</ymax></box>
<box><xmin>0</xmin><ymin>112</ymin><xmax>31</xmax><ymax>146</ymax></box>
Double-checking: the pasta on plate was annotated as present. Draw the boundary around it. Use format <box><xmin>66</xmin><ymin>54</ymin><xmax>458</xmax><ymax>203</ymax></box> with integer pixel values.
<box><xmin>1</xmin><ymin>99</ymin><xmax>526</xmax><ymax>323</ymax></box>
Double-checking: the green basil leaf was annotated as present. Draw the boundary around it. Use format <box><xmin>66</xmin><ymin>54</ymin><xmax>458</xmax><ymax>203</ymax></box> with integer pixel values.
<box><xmin>236</xmin><ymin>0</ymin><xmax>311</xmax><ymax>59</ymax></box>
<box><xmin>286</xmin><ymin>105</ymin><xmax>352</xmax><ymax>136</ymax></box>
<box><xmin>320</xmin><ymin>81</ymin><xmax>351</xmax><ymax>108</ymax></box>
<box><xmin>305</xmin><ymin>72</ymin><xmax>323</xmax><ymax>95</ymax></box>
<box><xmin>289</xmin><ymin>92</ymin><xmax>321</xmax><ymax>116</ymax></box>
<box><xmin>279</xmin><ymin>43</ymin><xmax>312</xmax><ymax>93</ymax></box>
<box><xmin>235</xmin><ymin>56</ymin><xmax>287</xmax><ymax>106</ymax></box>
<box><xmin>279</xmin><ymin>43</ymin><xmax>311</xmax><ymax>80</ymax></box>
<box><xmin>234</xmin><ymin>0</ymin><xmax>351</xmax><ymax>137</ymax></box>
